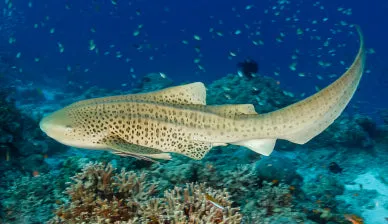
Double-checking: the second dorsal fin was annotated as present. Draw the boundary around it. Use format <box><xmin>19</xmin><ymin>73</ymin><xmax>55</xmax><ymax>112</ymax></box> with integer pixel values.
<box><xmin>206</xmin><ymin>104</ymin><xmax>258</xmax><ymax>118</ymax></box>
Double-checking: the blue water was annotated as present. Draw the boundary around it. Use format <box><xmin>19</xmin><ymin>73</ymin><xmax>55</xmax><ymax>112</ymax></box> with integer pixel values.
<box><xmin>2</xmin><ymin>0</ymin><xmax>387</xmax><ymax>110</ymax></box>
<box><xmin>1</xmin><ymin>0</ymin><xmax>388</xmax><ymax>223</ymax></box>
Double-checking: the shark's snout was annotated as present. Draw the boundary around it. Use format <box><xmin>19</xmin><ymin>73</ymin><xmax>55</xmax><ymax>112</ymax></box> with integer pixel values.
<box><xmin>39</xmin><ymin>116</ymin><xmax>50</xmax><ymax>134</ymax></box>
<box><xmin>39</xmin><ymin>110</ymin><xmax>72</xmax><ymax>141</ymax></box>
<box><xmin>39</xmin><ymin>114</ymin><xmax>60</xmax><ymax>139</ymax></box>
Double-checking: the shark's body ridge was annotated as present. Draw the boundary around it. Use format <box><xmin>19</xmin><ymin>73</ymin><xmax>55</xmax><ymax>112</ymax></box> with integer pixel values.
<box><xmin>40</xmin><ymin>26</ymin><xmax>366</xmax><ymax>161</ymax></box>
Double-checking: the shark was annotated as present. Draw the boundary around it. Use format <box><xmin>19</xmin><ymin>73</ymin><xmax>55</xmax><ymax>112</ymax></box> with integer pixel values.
<box><xmin>40</xmin><ymin>26</ymin><xmax>365</xmax><ymax>161</ymax></box>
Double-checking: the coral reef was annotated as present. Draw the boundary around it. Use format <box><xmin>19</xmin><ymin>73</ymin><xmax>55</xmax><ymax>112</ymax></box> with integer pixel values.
<box><xmin>246</xmin><ymin>181</ymin><xmax>308</xmax><ymax>224</ymax></box>
<box><xmin>0</xmin><ymin>89</ymin><xmax>65</xmax><ymax>174</ymax></box>
<box><xmin>300</xmin><ymin>174</ymin><xmax>344</xmax><ymax>210</ymax></box>
<box><xmin>254</xmin><ymin>155</ymin><xmax>302</xmax><ymax>186</ymax></box>
<box><xmin>206</xmin><ymin>74</ymin><xmax>296</xmax><ymax>113</ymax></box>
<box><xmin>1</xmin><ymin>72</ymin><xmax>388</xmax><ymax>224</ymax></box>
<box><xmin>307</xmin><ymin>114</ymin><xmax>376</xmax><ymax>149</ymax></box>
<box><xmin>49</xmin><ymin>162</ymin><xmax>242</xmax><ymax>223</ymax></box>
<box><xmin>1</xmin><ymin>172</ymin><xmax>62</xmax><ymax>223</ymax></box>
<box><xmin>147</xmin><ymin>183</ymin><xmax>241</xmax><ymax>224</ymax></box>
<box><xmin>49</xmin><ymin>162</ymin><xmax>155</xmax><ymax>223</ymax></box>
<box><xmin>380</xmin><ymin>109</ymin><xmax>388</xmax><ymax>125</ymax></box>
<box><xmin>133</xmin><ymin>72</ymin><xmax>174</xmax><ymax>93</ymax></box>
<box><xmin>149</xmin><ymin>155</ymin><xmax>311</xmax><ymax>223</ymax></box>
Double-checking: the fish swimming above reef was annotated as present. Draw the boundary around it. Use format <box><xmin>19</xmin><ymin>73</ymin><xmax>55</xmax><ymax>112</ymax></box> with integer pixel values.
<box><xmin>237</xmin><ymin>59</ymin><xmax>259</xmax><ymax>78</ymax></box>
<box><xmin>40</xmin><ymin>26</ymin><xmax>365</xmax><ymax>161</ymax></box>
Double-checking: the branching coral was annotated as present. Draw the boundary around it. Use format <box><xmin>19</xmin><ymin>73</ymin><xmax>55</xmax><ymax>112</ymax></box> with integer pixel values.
<box><xmin>49</xmin><ymin>162</ymin><xmax>242</xmax><ymax>224</ymax></box>
<box><xmin>245</xmin><ymin>181</ymin><xmax>308</xmax><ymax>223</ymax></box>
<box><xmin>145</xmin><ymin>183</ymin><xmax>242</xmax><ymax>223</ymax></box>
<box><xmin>255</xmin><ymin>181</ymin><xmax>294</xmax><ymax>217</ymax></box>
<box><xmin>50</xmin><ymin>162</ymin><xmax>156</xmax><ymax>223</ymax></box>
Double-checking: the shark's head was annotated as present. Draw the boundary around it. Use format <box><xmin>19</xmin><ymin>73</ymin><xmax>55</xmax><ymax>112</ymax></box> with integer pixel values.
<box><xmin>40</xmin><ymin>106</ymin><xmax>107</xmax><ymax>149</ymax></box>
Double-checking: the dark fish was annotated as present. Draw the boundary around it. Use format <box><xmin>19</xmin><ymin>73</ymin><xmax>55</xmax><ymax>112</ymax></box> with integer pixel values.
<box><xmin>328</xmin><ymin>162</ymin><xmax>343</xmax><ymax>174</ymax></box>
<box><xmin>237</xmin><ymin>59</ymin><xmax>259</xmax><ymax>78</ymax></box>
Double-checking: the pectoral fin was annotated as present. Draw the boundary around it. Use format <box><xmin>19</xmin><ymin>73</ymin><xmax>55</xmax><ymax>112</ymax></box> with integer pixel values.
<box><xmin>102</xmin><ymin>136</ymin><xmax>172</xmax><ymax>161</ymax></box>
<box><xmin>111</xmin><ymin>151</ymin><xmax>171</xmax><ymax>163</ymax></box>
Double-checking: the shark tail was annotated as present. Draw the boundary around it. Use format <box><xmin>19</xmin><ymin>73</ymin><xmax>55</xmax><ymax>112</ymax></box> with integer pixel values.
<box><xmin>232</xmin><ymin>26</ymin><xmax>365</xmax><ymax>157</ymax></box>
<box><xmin>269</xmin><ymin>25</ymin><xmax>366</xmax><ymax>144</ymax></box>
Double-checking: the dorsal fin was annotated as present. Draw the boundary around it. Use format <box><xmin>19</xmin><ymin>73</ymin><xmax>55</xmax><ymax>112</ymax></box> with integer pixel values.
<box><xmin>206</xmin><ymin>104</ymin><xmax>258</xmax><ymax>118</ymax></box>
<box><xmin>136</xmin><ymin>82</ymin><xmax>206</xmax><ymax>105</ymax></box>
<box><xmin>70</xmin><ymin>82</ymin><xmax>206</xmax><ymax>108</ymax></box>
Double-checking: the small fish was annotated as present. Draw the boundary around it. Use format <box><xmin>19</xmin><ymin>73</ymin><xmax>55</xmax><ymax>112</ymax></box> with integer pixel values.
<box><xmin>237</xmin><ymin>59</ymin><xmax>259</xmax><ymax>79</ymax></box>
<box><xmin>245</xmin><ymin>5</ymin><xmax>254</xmax><ymax>10</ymax></box>
<box><xmin>57</xmin><ymin>42</ymin><xmax>64</xmax><ymax>53</ymax></box>
<box><xmin>89</xmin><ymin>40</ymin><xmax>96</xmax><ymax>51</ymax></box>
<box><xmin>148</xmin><ymin>215</ymin><xmax>159</xmax><ymax>224</ymax></box>
<box><xmin>328</xmin><ymin>162</ymin><xmax>343</xmax><ymax>173</ymax></box>
<box><xmin>133</xmin><ymin>30</ymin><xmax>140</xmax><ymax>36</ymax></box>
<box><xmin>193</xmin><ymin>35</ymin><xmax>201</xmax><ymax>41</ymax></box>
<box><xmin>205</xmin><ymin>194</ymin><xmax>224</xmax><ymax>210</ymax></box>
<box><xmin>6</xmin><ymin>148</ymin><xmax>10</xmax><ymax>161</ymax></box>
<box><xmin>344</xmin><ymin>214</ymin><xmax>364</xmax><ymax>224</ymax></box>
<box><xmin>32</xmin><ymin>171</ymin><xmax>40</xmax><ymax>177</ymax></box>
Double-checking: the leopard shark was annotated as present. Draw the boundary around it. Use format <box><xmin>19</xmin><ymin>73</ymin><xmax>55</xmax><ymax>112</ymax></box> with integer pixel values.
<box><xmin>40</xmin><ymin>26</ymin><xmax>365</xmax><ymax>161</ymax></box>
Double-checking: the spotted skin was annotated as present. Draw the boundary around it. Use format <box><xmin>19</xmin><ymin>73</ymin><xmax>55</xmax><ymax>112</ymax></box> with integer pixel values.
<box><xmin>248</xmin><ymin>26</ymin><xmax>366</xmax><ymax>144</ymax></box>
<box><xmin>40</xmin><ymin>26</ymin><xmax>365</xmax><ymax>160</ymax></box>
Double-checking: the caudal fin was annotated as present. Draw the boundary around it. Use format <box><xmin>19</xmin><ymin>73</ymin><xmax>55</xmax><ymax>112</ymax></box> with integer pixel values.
<box><xmin>268</xmin><ymin>26</ymin><xmax>366</xmax><ymax>144</ymax></box>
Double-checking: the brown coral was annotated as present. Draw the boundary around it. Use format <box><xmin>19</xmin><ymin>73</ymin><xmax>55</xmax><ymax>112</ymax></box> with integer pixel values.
<box><xmin>246</xmin><ymin>181</ymin><xmax>308</xmax><ymax>223</ymax></box>
<box><xmin>49</xmin><ymin>162</ymin><xmax>156</xmax><ymax>223</ymax></box>
<box><xmin>139</xmin><ymin>183</ymin><xmax>242</xmax><ymax>223</ymax></box>
<box><xmin>49</xmin><ymin>162</ymin><xmax>242</xmax><ymax>224</ymax></box>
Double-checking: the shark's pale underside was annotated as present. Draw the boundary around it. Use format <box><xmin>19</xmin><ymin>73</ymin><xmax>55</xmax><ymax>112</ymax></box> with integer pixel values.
<box><xmin>40</xmin><ymin>26</ymin><xmax>366</xmax><ymax>161</ymax></box>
